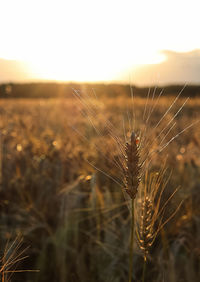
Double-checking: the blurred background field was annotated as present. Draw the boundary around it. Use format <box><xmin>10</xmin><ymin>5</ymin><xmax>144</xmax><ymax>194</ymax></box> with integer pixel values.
<box><xmin>0</xmin><ymin>83</ymin><xmax>200</xmax><ymax>282</ymax></box>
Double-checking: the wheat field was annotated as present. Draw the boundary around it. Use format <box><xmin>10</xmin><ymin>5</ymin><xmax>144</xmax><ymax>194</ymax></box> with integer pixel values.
<box><xmin>0</xmin><ymin>87</ymin><xmax>200</xmax><ymax>281</ymax></box>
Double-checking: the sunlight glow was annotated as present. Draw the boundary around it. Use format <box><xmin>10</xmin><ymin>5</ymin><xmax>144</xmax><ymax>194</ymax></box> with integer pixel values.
<box><xmin>0</xmin><ymin>0</ymin><xmax>199</xmax><ymax>82</ymax></box>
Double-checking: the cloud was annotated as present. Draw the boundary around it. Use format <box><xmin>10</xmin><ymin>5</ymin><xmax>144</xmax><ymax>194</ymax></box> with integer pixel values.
<box><xmin>126</xmin><ymin>49</ymin><xmax>200</xmax><ymax>86</ymax></box>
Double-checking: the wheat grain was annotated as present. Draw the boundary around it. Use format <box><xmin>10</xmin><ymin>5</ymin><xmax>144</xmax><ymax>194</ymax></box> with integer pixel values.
<box><xmin>124</xmin><ymin>132</ymin><xmax>141</xmax><ymax>199</ymax></box>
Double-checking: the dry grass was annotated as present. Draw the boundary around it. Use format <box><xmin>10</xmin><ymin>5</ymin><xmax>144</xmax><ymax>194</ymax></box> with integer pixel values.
<box><xmin>0</xmin><ymin>236</ymin><xmax>38</xmax><ymax>282</ymax></box>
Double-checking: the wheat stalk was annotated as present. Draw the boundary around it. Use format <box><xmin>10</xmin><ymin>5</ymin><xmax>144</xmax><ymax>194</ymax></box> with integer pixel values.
<box><xmin>121</xmin><ymin>131</ymin><xmax>141</xmax><ymax>282</ymax></box>
<box><xmin>71</xmin><ymin>87</ymin><xmax>193</xmax><ymax>281</ymax></box>
<box><xmin>72</xmin><ymin>86</ymin><xmax>197</xmax><ymax>193</ymax></box>
<box><xmin>135</xmin><ymin>166</ymin><xmax>183</xmax><ymax>281</ymax></box>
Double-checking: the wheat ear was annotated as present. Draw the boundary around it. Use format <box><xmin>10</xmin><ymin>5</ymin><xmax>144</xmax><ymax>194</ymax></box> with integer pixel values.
<box><xmin>139</xmin><ymin>195</ymin><xmax>154</xmax><ymax>259</ymax></box>
<box><xmin>124</xmin><ymin>132</ymin><xmax>141</xmax><ymax>200</ymax></box>
<box><xmin>135</xmin><ymin>168</ymin><xmax>182</xmax><ymax>282</ymax></box>
<box><xmin>124</xmin><ymin>132</ymin><xmax>141</xmax><ymax>282</ymax></box>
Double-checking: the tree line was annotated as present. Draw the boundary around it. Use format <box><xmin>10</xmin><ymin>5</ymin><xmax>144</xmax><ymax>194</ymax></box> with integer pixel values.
<box><xmin>0</xmin><ymin>82</ymin><xmax>199</xmax><ymax>98</ymax></box>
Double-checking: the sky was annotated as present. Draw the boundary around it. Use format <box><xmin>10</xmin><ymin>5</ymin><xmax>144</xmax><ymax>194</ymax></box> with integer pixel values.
<box><xmin>0</xmin><ymin>0</ymin><xmax>200</xmax><ymax>85</ymax></box>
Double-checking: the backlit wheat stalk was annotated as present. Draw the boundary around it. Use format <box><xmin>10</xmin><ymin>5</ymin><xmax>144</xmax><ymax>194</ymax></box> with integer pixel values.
<box><xmin>135</xmin><ymin>166</ymin><xmax>182</xmax><ymax>281</ymax></box>
<box><xmin>121</xmin><ymin>131</ymin><xmax>141</xmax><ymax>282</ymax></box>
<box><xmin>72</xmin><ymin>86</ymin><xmax>198</xmax><ymax>189</ymax></box>
<box><xmin>135</xmin><ymin>166</ymin><xmax>181</xmax><ymax>256</ymax></box>
<box><xmin>72</xmin><ymin>87</ymin><xmax>196</xmax><ymax>281</ymax></box>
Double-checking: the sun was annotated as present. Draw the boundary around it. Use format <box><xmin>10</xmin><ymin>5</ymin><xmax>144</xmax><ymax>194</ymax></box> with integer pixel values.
<box><xmin>27</xmin><ymin>49</ymin><xmax>166</xmax><ymax>83</ymax></box>
<box><xmin>1</xmin><ymin>0</ymin><xmax>198</xmax><ymax>83</ymax></box>
<box><xmin>0</xmin><ymin>0</ymin><xmax>171</xmax><ymax>83</ymax></box>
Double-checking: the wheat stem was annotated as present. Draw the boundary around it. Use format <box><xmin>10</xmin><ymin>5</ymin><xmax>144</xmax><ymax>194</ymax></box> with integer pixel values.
<box><xmin>142</xmin><ymin>255</ymin><xmax>147</xmax><ymax>282</ymax></box>
<box><xmin>128</xmin><ymin>197</ymin><xmax>135</xmax><ymax>282</ymax></box>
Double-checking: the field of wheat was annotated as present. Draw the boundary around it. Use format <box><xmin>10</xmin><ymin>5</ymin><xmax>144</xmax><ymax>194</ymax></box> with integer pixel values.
<box><xmin>0</xmin><ymin>89</ymin><xmax>200</xmax><ymax>282</ymax></box>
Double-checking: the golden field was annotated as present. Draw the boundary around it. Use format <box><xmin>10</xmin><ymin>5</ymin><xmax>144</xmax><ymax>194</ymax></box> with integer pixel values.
<box><xmin>0</xmin><ymin>86</ymin><xmax>200</xmax><ymax>282</ymax></box>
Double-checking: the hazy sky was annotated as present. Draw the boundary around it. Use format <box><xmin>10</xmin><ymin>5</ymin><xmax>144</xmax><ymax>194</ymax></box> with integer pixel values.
<box><xmin>0</xmin><ymin>0</ymin><xmax>200</xmax><ymax>84</ymax></box>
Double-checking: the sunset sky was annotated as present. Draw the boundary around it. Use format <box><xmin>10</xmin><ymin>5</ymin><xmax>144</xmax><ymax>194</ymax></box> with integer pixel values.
<box><xmin>0</xmin><ymin>0</ymin><xmax>200</xmax><ymax>85</ymax></box>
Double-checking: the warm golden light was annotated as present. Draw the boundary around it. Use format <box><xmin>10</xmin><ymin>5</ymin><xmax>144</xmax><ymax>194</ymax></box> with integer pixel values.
<box><xmin>28</xmin><ymin>50</ymin><xmax>166</xmax><ymax>82</ymax></box>
<box><xmin>0</xmin><ymin>0</ymin><xmax>199</xmax><ymax>83</ymax></box>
